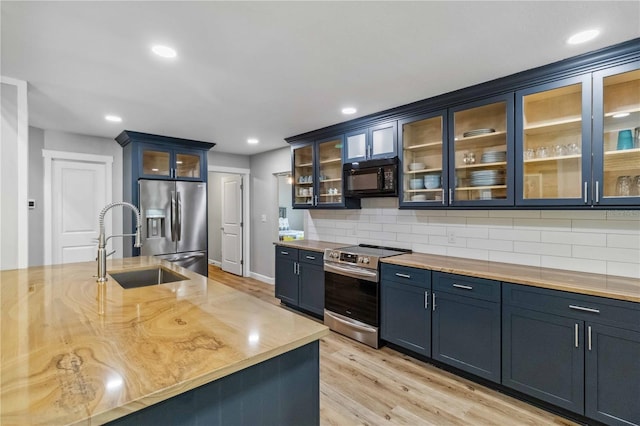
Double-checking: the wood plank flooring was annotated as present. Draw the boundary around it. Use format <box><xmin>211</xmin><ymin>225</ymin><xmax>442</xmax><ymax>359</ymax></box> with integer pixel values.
<box><xmin>208</xmin><ymin>265</ymin><xmax>578</xmax><ymax>426</ymax></box>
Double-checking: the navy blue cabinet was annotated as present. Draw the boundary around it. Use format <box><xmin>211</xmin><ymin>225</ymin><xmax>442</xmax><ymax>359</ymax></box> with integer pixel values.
<box><xmin>448</xmin><ymin>94</ymin><xmax>515</xmax><ymax>207</ymax></box>
<box><xmin>344</xmin><ymin>121</ymin><xmax>397</xmax><ymax>163</ymax></box>
<box><xmin>274</xmin><ymin>246</ymin><xmax>324</xmax><ymax>317</ymax></box>
<box><xmin>380</xmin><ymin>264</ymin><xmax>431</xmax><ymax>356</ymax></box>
<box><xmin>432</xmin><ymin>273</ymin><xmax>501</xmax><ymax>383</ymax></box>
<box><xmin>503</xmin><ymin>283</ymin><xmax>640</xmax><ymax>424</ymax></box>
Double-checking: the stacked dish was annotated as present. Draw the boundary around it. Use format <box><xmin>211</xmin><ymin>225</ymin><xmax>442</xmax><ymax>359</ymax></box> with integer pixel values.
<box><xmin>411</xmin><ymin>194</ymin><xmax>427</xmax><ymax>201</ymax></box>
<box><xmin>463</xmin><ymin>128</ymin><xmax>495</xmax><ymax>138</ymax></box>
<box><xmin>481</xmin><ymin>150</ymin><xmax>507</xmax><ymax>163</ymax></box>
<box><xmin>409</xmin><ymin>178</ymin><xmax>424</xmax><ymax>189</ymax></box>
<box><xmin>423</xmin><ymin>174</ymin><xmax>441</xmax><ymax>189</ymax></box>
<box><xmin>409</xmin><ymin>162</ymin><xmax>425</xmax><ymax>171</ymax></box>
<box><xmin>469</xmin><ymin>169</ymin><xmax>505</xmax><ymax>186</ymax></box>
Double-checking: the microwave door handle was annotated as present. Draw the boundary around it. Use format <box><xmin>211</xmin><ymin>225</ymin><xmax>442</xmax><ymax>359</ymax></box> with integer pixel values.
<box><xmin>378</xmin><ymin>168</ymin><xmax>384</xmax><ymax>190</ymax></box>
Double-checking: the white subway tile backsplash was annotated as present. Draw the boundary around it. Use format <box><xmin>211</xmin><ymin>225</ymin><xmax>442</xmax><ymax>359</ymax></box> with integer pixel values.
<box><xmin>306</xmin><ymin>208</ymin><xmax>640</xmax><ymax>278</ymax></box>
<box><xmin>541</xmin><ymin>231</ymin><xmax>606</xmax><ymax>247</ymax></box>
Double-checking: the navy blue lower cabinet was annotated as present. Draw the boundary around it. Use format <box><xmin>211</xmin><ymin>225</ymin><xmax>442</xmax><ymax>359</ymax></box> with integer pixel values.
<box><xmin>299</xmin><ymin>262</ymin><xmax>324</xmax><ymax>316</ymax></box>
<box><xmin>585</xmin><ymin>322</ymin><xmax>640</xmax><ymax>426</ymax></box>
<box><xmin>432</xmin><ymin>291</ymin><xmax>501</xmax><ymax>383</ymax></box>
<box><xmin>274</xmin><ymin>247</ymin><xmax>299</xmax><ymax>306</ymax></box>
<box><xmin>380</xmin><ymin>279</ymin><xmax>431</xmax><ymax>356</ymax></box>
<box><xmin>502</xmin><ymin>305</ymin><xmax>584</xmax><ymax>414</ymax></box>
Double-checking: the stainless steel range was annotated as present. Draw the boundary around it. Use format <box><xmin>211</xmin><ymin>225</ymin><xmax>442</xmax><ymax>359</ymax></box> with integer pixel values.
<box><xmin>323</xmin><ymin>244</ymin><xmax>411</xmax><ymax>348</ymax></box>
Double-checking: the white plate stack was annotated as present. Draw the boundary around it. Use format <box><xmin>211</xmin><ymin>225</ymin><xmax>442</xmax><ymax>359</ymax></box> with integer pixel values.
<box><xmin>470</xmin><ymin>169</ymin><xmax>505</xmax><ymax>186</ymax></box>
<box><xmin>481</xmin><ymin>150</ymin><xmax>507</xmax><ymax>163</ymax></box>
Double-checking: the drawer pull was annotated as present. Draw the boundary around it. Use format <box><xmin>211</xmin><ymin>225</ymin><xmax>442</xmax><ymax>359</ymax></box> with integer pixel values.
<box><xmin>432</xmin><ymin>293</ymin><xmax>436</xmax><ymax>312</ymax></box>
<box><xmin>588</xmin><ymin>325</ymin><xmax>592</xmax><ymax>351</ymax></box>
<box><xmin>569</xmin><ymin>305</ymin><xmax>600</xmax><ymax>314</ymax></box>
<box><xmin>305</xmin><ymin>255</ymin><xmax>316</xmax><ymax>260</ymax></box>
<box><xmin>452</xmin><ymin>283</ymin><xmax>473</xmax><ymax>290</ymax></box>
<box><xmin>424</xmin><ymin>291</ymin><xmax>429</xmax><ymax>309</ymax></box>
<box><xmin>281</xmin><ymin>251</ymin><xmax>289</xmax><ymax>255</ymax></box>
<box><xmin>575</xmin><ymin>323</ymin><xmax>579</xmax><ymax>348</ymax></box>
<box><xmin>395</xmin><ymin>273</ymin><xmax>411</xmax><ymax>279</ymax></box>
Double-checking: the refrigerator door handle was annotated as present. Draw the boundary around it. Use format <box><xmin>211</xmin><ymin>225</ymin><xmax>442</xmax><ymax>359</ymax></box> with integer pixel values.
<box><xmin>177</xmin><ymin>191</ymin><xmax>182</xmax><ymax>241</ymax></box>
<box><xmin>170</xmin><ymin>190</ymin><xmax>177</xmax><ymax>242</ymax></box>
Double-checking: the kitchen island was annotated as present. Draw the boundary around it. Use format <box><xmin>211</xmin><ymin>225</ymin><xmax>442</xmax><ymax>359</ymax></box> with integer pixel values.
<box><xmin>0</xmin><ymin>257</ymin><xmax>328</xmax><ymax>425</ymax></box>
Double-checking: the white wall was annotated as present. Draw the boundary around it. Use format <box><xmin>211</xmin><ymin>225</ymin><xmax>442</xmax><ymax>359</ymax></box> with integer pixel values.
<box><xmin>1</xmin><ymin>82</ymin><xmax>20</xmax><ymax>270</ymax></box>
<box><xmin>249</xmin><ymin>147</ymin><xmax>291</xmax><ymax>280</ymax></box>
<box><xmin>277</xmin><ymin>175</ymin><xmax>303</xmax><ymax>231</ymax></box>
<box><xmin>208</xmin><ymin>151</ymin><xmax>250</xmax><ymax>169</ymax></box>
<box><xmin>306</xmin><ymin>198</ymin><xmax>640</xmax><ymax>279</ymax></box>
<box><xmin>28</xmin><ymin>126</ymin><xmax>45</xmax><ymax>266</ymax></box>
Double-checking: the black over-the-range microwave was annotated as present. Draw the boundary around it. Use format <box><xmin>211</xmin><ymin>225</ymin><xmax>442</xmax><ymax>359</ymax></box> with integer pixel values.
<box><xmin>343</xmin><ymin>157</ymin><xmax>398</xmax><ymax>198</ymax></box>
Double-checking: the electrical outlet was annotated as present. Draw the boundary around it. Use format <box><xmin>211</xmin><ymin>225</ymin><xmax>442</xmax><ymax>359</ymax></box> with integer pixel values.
<box><xmin>447</xmin><ymin>231</ymin><xmax>456</xmax><ymax>244</ymax></box>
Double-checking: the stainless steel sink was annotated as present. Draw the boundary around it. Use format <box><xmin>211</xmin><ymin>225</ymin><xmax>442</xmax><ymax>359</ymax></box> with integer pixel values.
<box><xmin>109</xmin><ymin>266</ymin><xmax>189</xmax><ymax>289</ymax></box>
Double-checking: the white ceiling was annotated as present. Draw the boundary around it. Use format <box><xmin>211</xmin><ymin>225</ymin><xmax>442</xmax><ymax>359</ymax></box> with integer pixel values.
<box><xmin>2</xmin><ymin>1</ymin><xmax>639</xmax><ymax>155</ymax></box>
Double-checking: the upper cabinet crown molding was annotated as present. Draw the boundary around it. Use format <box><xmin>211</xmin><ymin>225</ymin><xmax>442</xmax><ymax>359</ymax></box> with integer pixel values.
<box><xmin>116</xmin><ymin>130</ymin><xmax>216</xmax><ymax>151</ymax></box>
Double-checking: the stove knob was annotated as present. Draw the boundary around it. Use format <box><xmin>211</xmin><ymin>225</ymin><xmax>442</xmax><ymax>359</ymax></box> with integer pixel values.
<box><xmin>362</xmin><ymin>257</ymin><xmax>370</xmax><ymax>264</ymax></box>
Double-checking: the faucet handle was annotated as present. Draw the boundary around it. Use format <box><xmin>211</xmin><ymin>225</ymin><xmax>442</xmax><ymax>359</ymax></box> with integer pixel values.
<box><xmin>107</xmin><ymin>250</ymin><xmax>116</xmax><ymax>258</ymax></box>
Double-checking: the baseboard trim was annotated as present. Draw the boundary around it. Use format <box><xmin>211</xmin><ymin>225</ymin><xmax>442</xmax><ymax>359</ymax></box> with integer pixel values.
<box><xmin>250</xmin><ymin>271</ymin><xmax>274</xmax><ymax>285</ymax></box>
<box><xmin>208</xmin><ymin>259</ymin><xmax>222</xmax><ymax>267</ymax></box>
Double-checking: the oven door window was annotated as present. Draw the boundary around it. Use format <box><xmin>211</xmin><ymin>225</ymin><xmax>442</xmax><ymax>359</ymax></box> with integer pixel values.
<box><xmin>325</xmin><ymin>271</ymin><xmax>378</xmax><ymax>326</ymax></box>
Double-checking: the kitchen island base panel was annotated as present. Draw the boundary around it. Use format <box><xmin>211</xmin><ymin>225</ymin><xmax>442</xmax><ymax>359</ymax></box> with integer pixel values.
<box><xmin>108</xmin><ymin>341</ymin><xmax>320</xmax><ymax>426</ymax></box>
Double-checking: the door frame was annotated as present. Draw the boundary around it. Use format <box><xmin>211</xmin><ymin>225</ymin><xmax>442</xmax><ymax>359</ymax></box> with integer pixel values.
<box><xmin>43</xmin><ymin>150</ymin><xmax>113</xmax><ymax>265</ymax></box>
<box><xmin>208</xmin><ymin>165</ymin><xmax>250</xmax><ymax>277</ymax></box>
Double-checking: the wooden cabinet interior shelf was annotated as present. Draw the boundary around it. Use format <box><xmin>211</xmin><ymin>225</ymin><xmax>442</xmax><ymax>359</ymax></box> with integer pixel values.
<box><xmin>523</xmin><ymin>155</ymin><xmax>581</xmax><ymax>164</ymax></box>
<box><xmin>319</xmin><ymin>157</ymin><xmax>341</xmax><ymax>164</ymax></box>
<box><xmin>319</xmin><ymin>193</ymin><xmax>342</xmax><ymax>197</ymax></box>
<box><xmin>524</xmin><ymin>118</ymin><xmax>582</xmax><ymax>135</ymax></box>
<box><xmin>456</xmin><ymin>185</ymin><xmax>507</xmax><ymax>191</ymax></box>
<box><xmin>405</xmin><ymin>167</ymin><xmax>443</xmax><ymax>174</ymax></box>
<box><xmin>405</xmin><ymin>141</ymin><xmax>443</xmax><ymax>150</ymax></box>
<box><xmin>319</xmin><ymin>178</ymin><xmax>341</xmax><ymax>183</ymax></box>
<box><xmin>296</xmin><ymin>162</ymin><xmax>313</xmax><ymax>167</ymax></box>
<box><xmin>455</xmin><ymin>131</ymin><xmax>507</xmax><ymax>144</ymax></box>
<box><xmin>604</xmin><ymin>106</ymin><xmax>640</xmax><ymax>117</ymax></box>
<box><xmin>405</xmin><ymin>188</ymin><xmax>442</xmax><ymax>193</ymax></box>
<box><xmin>456</xmin><ymin>161</ymin><xmax>507</xmax><ymax>169</ymax></box>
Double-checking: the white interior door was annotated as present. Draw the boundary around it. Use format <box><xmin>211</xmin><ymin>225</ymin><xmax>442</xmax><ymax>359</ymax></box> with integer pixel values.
<box><xmin>221</xmin><ymin>175</ymin><xmax>243</xmax><ymax>275</ymax></box>
<box><xmin>51</xmin><ymin>159</ymin><xmax>109</xmax><ymax>264</ymax></box>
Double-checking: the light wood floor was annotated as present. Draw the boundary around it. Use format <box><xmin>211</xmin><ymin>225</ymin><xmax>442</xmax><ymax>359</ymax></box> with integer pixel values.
<box><xmin>208</xmin><ymin>265</ymin><xmax>578</xmax><ymax>426</ymax></box>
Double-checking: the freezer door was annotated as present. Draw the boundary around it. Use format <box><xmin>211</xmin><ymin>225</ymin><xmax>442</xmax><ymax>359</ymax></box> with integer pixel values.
<box><xmin>139</xmin><ymin>180</ymin><xmax>176</xmax><ymax>256</ymax></box>
<box><xmin>176</xmin><ymin>181</ymin><xmax>207</xmax><ymax>253</ymax></box>
<box><xmin>156</xmin><ymin>251</ymin><xmax>208</xmax><ymax>276</ymax></box>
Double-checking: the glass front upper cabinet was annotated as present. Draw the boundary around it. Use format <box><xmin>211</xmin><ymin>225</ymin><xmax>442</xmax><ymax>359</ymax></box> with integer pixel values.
<box><xmin>175</xmin><ymin>152</ymin><xmax>201</xmax><ymax>179</ymax></box>
<box><xmin>399</xmin><ymin>111</ymin><xmax>446</xmax><ymax>206</ymax></box>
<box><xmin>292</xmin><ymin>143</ymin><xmax>315</xmax><ymax>207</ymax></box>
<box><xmin>317</xmin><ymin>136</ymin><xmax>345</xmax><ymax>206</ymax></box>
<box><xmin>141</xmin><ymin>148</ymin><xmax>171</xmax><ymax>177</ymax></box>
<box><xmin>449</xmin><ymin>94</ymin><xmax>514</xmax><ymax>206</ymax></box>
<box><xmin>516</xmin><ymin>75</ymin><xmax>591</xmax><ymax>206</ymax></box>
<box><xmin>344</xmin><ymin>121</ymin><xmax>397</xmax><ymax>162</ymax></box>
<box><xmin>593</xmin><ymin>62</ymin><xmax>640</xmax><ymax>206</ymax></box>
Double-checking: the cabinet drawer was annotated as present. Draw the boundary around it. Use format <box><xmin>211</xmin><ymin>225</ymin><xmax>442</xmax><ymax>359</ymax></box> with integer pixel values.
<box><xmin>433</xmin><ymin>272</ymin><xmax>500</xmax><ymax>302</ymax></box>
<box><xmin>298</xmin><ymin>250</ymin><xmax>323</xmax><ymax>266</ymax></box>
<box><xmin>381</xmin><ymin>264</ymin><xmax>430</xmax><ymax>288</ymax></box>
<box><xmin>275</xmin><ymin>246</ymin><xmax>299</xmax><ymax>260</ymax></box>
<box><xmin>503</xmin><ymin>283</ymin><xmax>640</xmax><ymax>331</ymax></box>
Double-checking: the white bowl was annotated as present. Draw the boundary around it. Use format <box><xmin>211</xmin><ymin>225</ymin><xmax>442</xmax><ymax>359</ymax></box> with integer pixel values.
<box><xmin>411</xmin><ymin>194</ymin><xmax>427</xmax><ymax>201</ymax></box>
<box><xmin>424</xmin><ymin>174</ymin><xmax>441</xmax><ymax>189</ymax></box>
<box><xmin>409</xmin><ymin>179</ymin><xmax>424</xmax><ymax>189</ymax></box>
<box><xmin>408</xmin><ymin>162</ymin><xmax>425</xmax><ymax>171</ymax></box>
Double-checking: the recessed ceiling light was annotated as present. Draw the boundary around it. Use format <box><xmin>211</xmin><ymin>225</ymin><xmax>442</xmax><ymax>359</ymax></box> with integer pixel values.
<box><xmin>247</xmin><ymin>138</ymin><xmax>259</xmax><ymax>144</ymax></box>
<box><xmin>105</xmin><ymin>115</ymin><xmax>122</xmax><ymax>123</ymax></box>
<box><xmin>151</xmin><ymin>44</ymin><xmax>177</xmax><ymax>58</ymax></box>
<box><xmin>342</xmin><ymin>107</ymin><xmax>357</xmax><ymax>115</ymax></box>
<box><xmin>612</xmin><ymin>112</ymin><xmax>630</xmax><ymax>118</ymax></box>
<box><xmin>567</xmin><ymin>29</ymin><xmax>600</xmax><ymax>45</ymax></box>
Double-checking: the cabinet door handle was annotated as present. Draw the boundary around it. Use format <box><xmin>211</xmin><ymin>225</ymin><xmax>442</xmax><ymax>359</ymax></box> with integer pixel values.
<box><xmin>452</xmin><ymin>283</ymin><xmax>473</xmax><ymax>290</ymax></box>
<box><xmin>305</xmin><ymin>255</ymin><xmax>316</xmax><ymax>260</ymax></box>
<box><xmin>424</xmin><ymin>291</ymin><xmax>429</xmax><ymax>309</ymax></box>
<box><xmin>588</xmin><ymin>325</ymin><xmax>592</xmax><ymax>351</ymax></box>
<box><xmin>584</xmin><ymin>181</ymin><xmax>588</xmax><ymax>204</ymax></box>
<box><xmin>293</xmin><ymin>262</ymin><xmax>297</xmax><ymax>275</ymax></box>
<box><xmin>595</xmin><ymin>180</ymin><xmax>600</xmax><ymax>203</ymax></box>
<box><xmin>432</xmin><ymin>293</ymin><xmax>436</xmax><ymax>311</ymax></box>
<box><xmin>441</xmin><ymin>189</ymin><xmax>445</xmax><ymax>205</ymax></box>
<box><xmin>569</xmin><ymin>305</ymin><xmax>600</xmax><ymax>314</ymax></box>
<box><xmin>449</xmin><ymin>188</ymin><xmax>453</xmax><ymax>204</ymax></box>
<box><xmin>395</xmin><ymin>273</ymin><xmax>411</xmax><ymax>279</ymax></box>
<box><xmin>281</xmin><ymin>251</ymin><xmax>289</xmax><ymax>255</ymax></box>
<box><xmin>575</xmin><ymin>323</ymin><xmax>579</xmax><ymax>348</ymax></box>
<box><xmin>297</xmin><ymin>262</ymin><xmax>300</xmax><ymax>275</ymax></box>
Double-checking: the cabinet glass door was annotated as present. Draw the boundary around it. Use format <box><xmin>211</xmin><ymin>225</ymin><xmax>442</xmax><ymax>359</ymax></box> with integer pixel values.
<box><xmin>450</xmin><ymin>95</ymin><xmax>513</xmax><ymax>206</ymax></box>
<box><xmin>370</xmin><ymin>122</ymin><xmax>397</xmax><ymax>159</ymax></box>
<box><xmin>593</xmin><ymin>63</ymin><xmax>640</xmax><ymax>205</ymax></box>
<box><xmin>317</xmin><ymin>136</ymin><xmax>344</xmax><ymax>206</ymax></box>
<box><xmin>345</xmin><ymin>130</ymin><xmax>367</xmax><ymax>162</ymax></box>
<box><xmin>175</xmin><ymin>152</ymin><xmax>201</xmax><ymax>179</ymax></box>
<box><xmin>400</xmin><ymin>111</ymin><xmax>446</xmax><ymax>205</ymax></box>
<box><xmin>517</xmin><ymin>76</ymin><xmax>590</xmax><ymax>206</ymax></box>
<box><xmin>292</xmin><ymin>144</ymin><xmax>314</xmax><ymax>207</ymax></box>
<box><xmin>141</xmin><ymin>148</ymin><xmax>171</xmax><ymax>177</ymax></box>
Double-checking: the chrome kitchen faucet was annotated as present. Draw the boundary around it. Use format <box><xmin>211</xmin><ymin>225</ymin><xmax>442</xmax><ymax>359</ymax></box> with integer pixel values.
<box><xmin>96</xmin><ymin>201</ymin><xmax>142</xmax><ymax>282</ymax></box>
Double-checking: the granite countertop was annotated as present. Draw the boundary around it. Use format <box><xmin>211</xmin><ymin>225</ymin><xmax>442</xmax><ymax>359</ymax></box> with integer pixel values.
<box><xmin>383</xmin><ymin>252</ymin><xmax>640</xmax><ymax>303</ymax></box>
<box><xmin>0</xmin><ymin>257</ymin><xmax>328</xmax><ymax>425</ymax></box>
<box><xmin>275</xmin><ymin>240</ymin><xmax>346</xmax><ymax>252</ymax></box>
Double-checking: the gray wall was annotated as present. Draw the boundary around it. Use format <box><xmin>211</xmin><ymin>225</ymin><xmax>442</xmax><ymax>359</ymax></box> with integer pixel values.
<box><xmin>208</xmin><ymin>171</ymin><xmax>236</xmax><ymax>264</ymax></box>
<box><xmin>208</xmin><ymin>151</ymin><xmax>250</xmax><ymax>169</ymax></box>
<box><xmin>249</xmin><ymin>147</ymin><xmax>291</xmax><ymax>279</ymax></box>
<box><xmin>1</xmin><ymin>82</ymin><xmax>19</xmax><ymax>270</ymax></box>
<box><xmin>277</xmin><ymin>175</ymin><xmax>303</xmax><ymax>231</ymax></box>
<box><xmin>28</xmin><ymin>126</ymin><xmax>45</xmax><ymax>266</ymax></box>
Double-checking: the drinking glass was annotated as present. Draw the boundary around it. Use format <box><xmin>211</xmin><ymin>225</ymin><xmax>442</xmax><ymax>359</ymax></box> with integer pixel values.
<box><xmin>633</xmin><ymin>176</ymin><xmax>640</xmax><ymax>196</ymax></box>
<box><xmin>616</xmin><ymin>176</ymin><xmax>631</xmax><ymax>197</ymax></box>
<box><xmin>535</xmin><ymin>146</ymin><xmax>549</xmax><ymax>158</ymax></box>
<box><xmin>524</xmin><ymin>148</ymin><xmax>535</xmax><ymax>160</ymax></box>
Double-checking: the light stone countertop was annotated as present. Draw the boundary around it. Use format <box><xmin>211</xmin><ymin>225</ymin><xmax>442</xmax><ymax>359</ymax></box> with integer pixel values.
<box><xmin>383</xmin><ymin>252</ymin><xmax>640</xmax><ymax>303</ymax></box>
<box><xmin>0</xmin><ymin>257</ymin><xmax>328</xmax><ymax>425</ymax></box>
<box><xmin>275</xmin><ymin>239</ymin><xmax>346</xmax><ymax>252</ymax></box>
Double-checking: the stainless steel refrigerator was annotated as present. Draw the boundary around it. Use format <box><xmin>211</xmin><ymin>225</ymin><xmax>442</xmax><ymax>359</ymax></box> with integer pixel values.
<box><xmin>139</xmin><ymin>179</ymin><xmax>208</xmax><ymax>276</ymax></box>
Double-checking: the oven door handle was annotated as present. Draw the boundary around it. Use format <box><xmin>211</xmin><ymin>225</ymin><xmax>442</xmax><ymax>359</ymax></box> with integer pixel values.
<box><xmin>324</xmin><ymin>262</ymin><xmax>378</xmax><ymax>282</ymax></box>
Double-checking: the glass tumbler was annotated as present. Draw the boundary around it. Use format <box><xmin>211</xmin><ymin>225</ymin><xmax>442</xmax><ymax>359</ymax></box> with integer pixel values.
<box><xmin>633</xmin><ymin>175</ymin><xmax>640</xmax><ymax>196</ymax></box>
<box><xmin>616</xmin><ymin>176</ymin><xmax>631</xmax><ymax>197</ymax></box>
